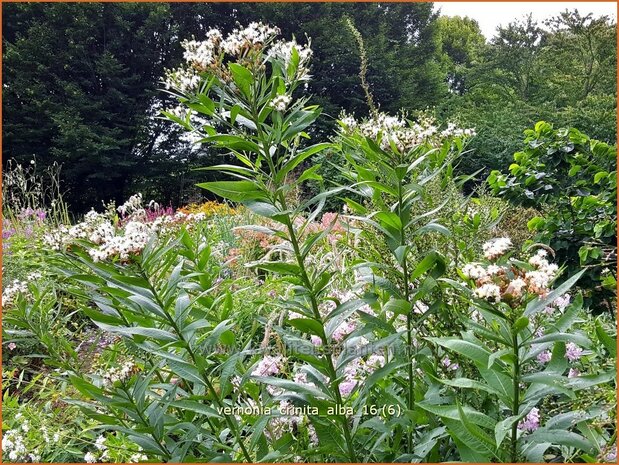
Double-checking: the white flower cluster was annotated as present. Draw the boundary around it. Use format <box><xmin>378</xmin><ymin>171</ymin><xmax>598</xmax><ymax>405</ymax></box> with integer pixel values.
<box><xmin>482</xmin><ymin>237</ymin><xmax>512</xmax><ymax>260</ymax></box>
<box><xmin>525</xmin><ymin>249</ymin><xmax>559</xmax><ymax>295</ymax></box>
<box><xmin>150</xmin><ymin>211</ymin><xmax>206</xmax><ymax>234</ymax></box>
<box><xmin>182</xmin><ymin>29</ymin><xmax>223</xmax><ymax>69</ymax></box>
<box><xmin>165</xmin><ymin>22</ymin><xmax>312</xmax><ymax>98</ymax></box>
<box><xmin>43</xmin><ymin>195</ymin><xmax>209</xmax><ymax>263</ymax></box>
<box><xmin>117</xmin><ymin>193</ymin><xmax>144</xmax><ymax>218</ymax></box>
<box><xmin>164</xmin><ymin>67</ymin><xmax>201</xmax><ymax>94</ymax></box>
<box><xmin>43</xmin><ymin>209</ymin><xmax>111</xmax><ymax>250</ymax></box>
<box><xmin>2</xmin><ymin>429</ymin><xmax>27</xmax><ymax>461</ymax></box>
<box><xmin>462</xmin><ymin>241</ymin><xmax>562</xmax><ymax>303</ymax></box>
<box><xmin>270</xmin><ymin>94</ymin><xmax>292</xmax><ymax>112</ymax></box>
<box><xmin>340</xmin><ymin>112</ymin><xmax>475</xmax><ymax>153</ymax></box>
<box><xmin>86</xmin><ymin>435</ymin><xmax>147</xmax><ymax>463</ymax></box>
<box><xmin>88</xmin><ymin>221</ymin><xmax>152</xmax><ymax>262</ymax></box>
<box><xmin>99</xmin><ymin>360</ymin><xmax>137</xmax><ymax>387</ymax></box>
<box><xmin>2</xmin><ymin>414</ymin><xmax>41</xmax><ymax>462</ymax></box>
<box><xmin>2</xmin><ymin>272</ymin><xmax>42</xmax><ymax>307</ymax></box>
<box><xmin>223</xmin><ymin>22</ymin><xmax>280</xmax><ymax>55</ymax></box>
<box><xmin>267</xmin><ymin>38</ymin><xmax>313</xmax><ymax>80</ymax></box>
<box><xmin>440</xmin><ymin>122</ymin><xmax>476</xmax><ymax>138</ymax></box>
<box><xmin>474</xmin><ymin>283</ymin><xmax>501</xmax><ymax>302</ymax></box>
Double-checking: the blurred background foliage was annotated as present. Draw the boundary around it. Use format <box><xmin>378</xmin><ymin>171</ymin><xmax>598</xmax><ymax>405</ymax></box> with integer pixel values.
<box><xmin>2</xmin><ymin>3</ymin><xmax>616</xmax><ymax>213</ymax></box>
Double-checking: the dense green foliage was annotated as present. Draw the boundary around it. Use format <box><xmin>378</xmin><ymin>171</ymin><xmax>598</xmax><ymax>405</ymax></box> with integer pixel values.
<box><xmin>4</xmin><ymin>20</ymin><xmax>616</xmax><ymax>463</ymax></box>
<box><xmin>488</xmin><ymin>121</ymin><xmax>617</xmax><ymax>312</ymax></box>
<box><xmin>3</xmin><ymin>5</ymin><xmax>615</xmax><ymax>212</ymax></box>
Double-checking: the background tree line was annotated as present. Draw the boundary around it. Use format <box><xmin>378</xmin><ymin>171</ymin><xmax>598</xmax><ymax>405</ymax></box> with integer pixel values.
<box><xmin>2</xmin><ymin>3</ymin><xmax>616</xmax><ymax>213</ymax></box>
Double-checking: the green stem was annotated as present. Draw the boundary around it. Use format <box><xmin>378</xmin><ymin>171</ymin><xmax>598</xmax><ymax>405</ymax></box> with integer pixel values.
<box><xmin>511</xmin><ymin>332</ymin><xmax>520</xmax><ymax>463</ymax></box>
<box><xmin>121</xmin><ymin>385</ymin><xmax>172</xmax><ymax>460</ymax></box>
<box><xmin>397</xmin><ymin>175</ymin><xmax>415</xmax><ymax>454</ymax></box>
<box><xmin>139</xmin><ymin>267</ymin><xmax>252</xmax><ymax>462</ymax></box>
<box><xmin>283</xmin><ymin>213</ymin><xmax>358</xmax><ymax>463</ymax></box>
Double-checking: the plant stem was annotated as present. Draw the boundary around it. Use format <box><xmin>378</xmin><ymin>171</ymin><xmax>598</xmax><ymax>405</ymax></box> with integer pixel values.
<box><xmin>283</xmin><ymin>216</ymin><xmax>358</xmax><ymax>463</ymax></box>
<box><xmin>511</xmin><ymin>332</ymin><xmax>520</xmax><ymax>463</ymax></box>
<box><xmin>397</xmin><ymin>175</ymin><xmax>415</xmax><ymax>454</ymax></box>
<box><xmin>140</xmin><ymin>267</ymin><xmax>253</xmax><ymax>462</ymax></box>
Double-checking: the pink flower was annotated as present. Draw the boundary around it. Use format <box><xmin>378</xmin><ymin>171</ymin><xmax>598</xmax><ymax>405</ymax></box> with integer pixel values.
<box><xmin>537</xmin><ymin>350</ymin><xmax>552</xmax><ymax>364</ymax></box>
<box><xmin>332</xmin><ymin>320</ymin><xmax>356</xmax><ymax>342</ymax></box>
<box><xmin>339</xmin><ymin>379</ymin><xmax>357</xmax><ymax>396</ymax></box>
<box><xmin>565</xmin><ymin>342</ymin><xmax>583</xmax><ymax>362</ymax></box>
<box><xmin>518</xmin><ymin>407</ymin><xmax>540</xmax><ymax>432</ymax></box>
<box><xmin>7</xmin><ymin>342</ymin><xmax>17</xmax><ymax>351</ymax></box>
<box><xmin>442</xmin><ymin>356</ymin><xmax>459</xmax><ymax>371</ymax></box>
<box><xmin>321</xmin><ymin>212</ymin><xmax>344</xmax><ymax>233</ymax></box>
<box><xmin>554</xmin><ymin>294</ymin><xmax>571</xmax><ymax>311</ymax></box>
<box><xmin>568</xmin><ymin>368</ymin><xmax>580</xmax><ymax>378</ymax></box>
<box><xmin>310</xmin><ymin>335</ymin><xmax>322</xmax><ymax>346</ymax></box>
<box><xmin>251</xmin><ymin>355</ymin><xmax>283</xmax><ymax>377</ymax></box>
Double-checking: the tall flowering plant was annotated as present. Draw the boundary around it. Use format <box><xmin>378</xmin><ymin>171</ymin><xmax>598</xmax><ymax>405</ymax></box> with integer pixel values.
<box><xmin>336</xmin><ymin>111</ymin><xmax>474</xmax><ymax>456</ymax></box>
<box><xmin>162</xmin><ymin>22</ymin><xmax>389</xmax><ymax>461</ymax></box>
<box><xmin>420</xmin><ymin>238</ymin><xmax>614</xmax><ymax>461</ymax></box>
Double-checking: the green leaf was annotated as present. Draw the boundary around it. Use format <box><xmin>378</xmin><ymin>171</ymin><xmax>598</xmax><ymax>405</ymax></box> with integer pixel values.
<box><xmin>297</xmin><ymin>165</ymin><xmax>323</xmax><ymax>183</ymax></box>
<box><xmin>594</xmin><ymin>319</ymin><xmax>617</xmax><ymax>358</ymax></box>
<box><xmin>435</xmin><ymin>376</ymin><xmax>503</xmax><ymax>399</ymax></box>
<box><xmin>415</xmin><ymin>222</ymin><xmax>451</xmax><ymax>237</ymax></box>
<box><xmin>336</xmin><ymin>332</ymin><xmax>402</xmax><ymax>369</ymax></box>
<box><xmin>443</xmin><ymin>418</ymin><xmax>496</xmax><ymax>460</ymax></box>
<box><xmin>276</xmin><ymin>143</ymin><xmax>332</xmax><ymax>183</ymax></box>
<box><xmin>253</xmin><ymin>376</ymin><xmax>332</xmax><ymax>401</ymax></box>
<box><xmin>383</xmin><ymin>298</ymin><xmax>411</xmax><ymax>316</ymax></box>
<box><xmin>411</xmin><ymin>251</ymin><xmax>446</xmax><ymax>280</ymax></box>
<box><xmin>168</xmin><ymin>399</ymin><xmax>220</xmax><ymax>418</ymax></box>
<box><xmin>252</xmin><ymin>262</ymin><xmax>301</xmax><ymax>277</ymax></box>
<box><xmin>530</xmin><ymin>332</ymin><xmax>591</xmax><ymax>348</ymax></box>
<box><xmin>197</xmin><ymin>181</ymin><xmax>266</xmax><ymax>203</ymax></box>
<box><xmin>513</xmin><ymin>316</ymin><xmax>529</xmax><ymax>334</ymax></box>
<box><xmin>228</xmin><ymin>63</ymin><xmax>253</xmax><ymax>99</ymax></box>
<box><xmin>244</xmin><ymin>201</ymin><xmax>285</xmax><ymax>221</ymax></box>
<box><xmin>288</xmin><ymin>318</ymin><xmax>325</xmax><ymax>338</ymax></box>
<box><xmin>167</xmin><ymin>360</ymin><xmax>205</xmax><ymax>387</ymax></box>
<box><xmin>495</xmin><ymin>415</ymin><xmax>522</xmax><ymax>449</ymax></box>
<box><xmin>96</xmin><ymin>323</ymin><xmax>177</xmax><ymax>342</ymax></box>
<box><xmin>457</xmin><ymin>402</ymin><xmax>497</xmax><ymax>451</ymax></box>
<box><xmin>525</xmin><ymin>430</ymin><xmax>593</xmax><ymax>453</ymax></box>
<box><xmin>524</xmin><ymin>270</ymin><xmax>585</xmax><ymax>317</ymax></box>
<box><xmin>478</xmin><ymin>366</ymin><xmax>514</xmax><ymax>405</ymax></box>
<box><xmin>427</xmin><ymin>337</ymin><xmax>491</xmax><ymax>366</ymax></box>
<box><xmin>417</xmin><ymin>401</ymin><xmax>496</xmax><ymax>429</ymax></box>
<box><xmin>565</xmin><ymin>370</ymin><xmax>616</xmax><ymax>390</ymax></box>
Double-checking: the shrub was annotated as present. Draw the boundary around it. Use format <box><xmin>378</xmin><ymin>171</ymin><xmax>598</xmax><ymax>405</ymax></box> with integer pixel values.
<box><xmin>488</xmin><ymin>121</ymin><xmax>617</xmax><ymax>312</ymax></box>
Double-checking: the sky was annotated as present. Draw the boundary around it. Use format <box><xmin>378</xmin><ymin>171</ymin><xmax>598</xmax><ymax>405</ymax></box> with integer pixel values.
<box><xmin>433</xmin><ymin>2</ymin><xmax>617</xmax><ymax>39</ymax></box>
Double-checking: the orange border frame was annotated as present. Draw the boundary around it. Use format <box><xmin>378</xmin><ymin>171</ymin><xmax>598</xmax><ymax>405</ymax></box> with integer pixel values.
<box><xmin>0</xmin><ymin>1</ymin><xmax>617</xmax><ymax>464</ymax></box>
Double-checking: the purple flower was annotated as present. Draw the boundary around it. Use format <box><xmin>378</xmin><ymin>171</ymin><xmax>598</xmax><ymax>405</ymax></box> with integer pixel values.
<box><xmin>566</xmin><ymin>342</ymin><xmax>583</xmax><ymax>362</ymax></box>
<box><xmin>518</xmin><ymin>407</ymin><xmax>540</xmax><ymax>432</ymax></box>
<box><xmin>2</xmin><ymin>228</ymin><xmax>16</xmax><ymax>240</ymax></box>
<box><xmin>251</xmin><ymin>355</ymin><xmax>283</xmax><ymax>377</ymax></box>
<box><xmin>338</xmin><ymin>379</ymin><xmax>357</xmax><ymax>396</ymax></box>
<box><xmin>599</xmin><ymin>444</ymin><xmax>617</xmax><ymax>462</ymax></box>
<box><xmin>442</xmin><ymin>356</ymin><xmax>458</xmax><ymax>371</ymax></box>
<box><xmin>310</xmin><ymin>335</ymin><xmax>322</xmax><ymax>346</ymax></box>
<box><xmin>568</xmin><ymin>368</ymin><xmax>580</xmax><ymax>378</ymax></box>
<box><xmin>537</xmin><ymin>350</ymin><xmax>552</xmax><ymax>364</ymax></box>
